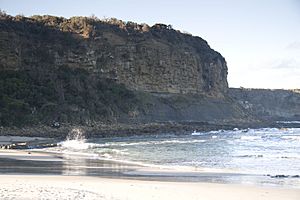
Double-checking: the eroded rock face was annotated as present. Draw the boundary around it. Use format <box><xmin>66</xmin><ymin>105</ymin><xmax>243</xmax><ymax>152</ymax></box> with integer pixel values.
<box><xmin>229</xmin><ymin>88</ymin><xmax>300</xmax><ymax>121</ymax></box>
<box><xmin>0</xmin><ymin>15</ymin><xmax>228</xmax><ymax>96</ymax></box>
<box><xmin>0</xmin><ymin>15</ymin><xmax>243</xmax><ymax>127</ymax></box>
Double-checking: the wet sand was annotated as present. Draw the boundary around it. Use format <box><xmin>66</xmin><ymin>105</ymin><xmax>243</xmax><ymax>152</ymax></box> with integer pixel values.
<box><xmin>0</xmin><ymin>149</ymin><xmax>299</xmax><ymax>199</ymax></box>
<box><xmin>0</xmin><ymin>149</ymin><xmax>261</xmax><ymax>183</ymax></box>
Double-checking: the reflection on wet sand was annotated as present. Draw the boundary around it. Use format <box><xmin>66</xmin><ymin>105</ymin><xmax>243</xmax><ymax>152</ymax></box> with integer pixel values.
<box><xmin>0</xmin><ymin>151</ymin><xmax>140</xmax><ymax>178</ymax></box>
<box><xmin>1</xmin><ymin>150</ymin><xmax>300</xmax><ymax>188</ymax></box>
<box><xmin>60</xmin><ymin>154</ymin><xmax>139</xmax><ymax>176</ymax></box>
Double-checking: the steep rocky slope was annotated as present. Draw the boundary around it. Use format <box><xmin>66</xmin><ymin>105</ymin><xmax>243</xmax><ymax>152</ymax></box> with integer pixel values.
<box><xmin>0</xmin><ymin>14</ymin><xmax>251</xmax><ymax>128</ymax></box>
<box><xmin>229</xmin><ymin>88</ymin><xmax>300</xmax><ymax>121</ymax></box>
<box><xmin>0</xmin><ymin>14</ymin><xmax>227</xmax><ymax>95</ymax></box>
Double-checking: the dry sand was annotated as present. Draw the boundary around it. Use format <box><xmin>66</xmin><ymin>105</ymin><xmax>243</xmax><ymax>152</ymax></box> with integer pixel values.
<box><xmin>0</xmin><ymin>175</ymin><xmax>299</xmax><ymax>200</ymax></box>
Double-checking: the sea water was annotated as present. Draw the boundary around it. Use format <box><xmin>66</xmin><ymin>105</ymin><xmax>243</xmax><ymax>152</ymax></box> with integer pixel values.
<box><xmin>46</xmin><ymin>127</ymin><xmax>300</xmax><ymax>187</ymax></box>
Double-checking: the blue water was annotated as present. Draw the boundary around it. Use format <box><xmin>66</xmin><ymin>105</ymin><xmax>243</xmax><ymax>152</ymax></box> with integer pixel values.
<box><xmin>47</xmin><ymin>127</ymin><xmax>300</xmax><ymax>187</ymax></box>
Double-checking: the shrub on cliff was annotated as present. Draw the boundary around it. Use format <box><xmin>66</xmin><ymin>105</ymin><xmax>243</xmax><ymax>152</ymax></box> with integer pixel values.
<box><xmin>0</xmin><ymin>67</ymin><xmax>139</xmax><ymax>127</ymax></box>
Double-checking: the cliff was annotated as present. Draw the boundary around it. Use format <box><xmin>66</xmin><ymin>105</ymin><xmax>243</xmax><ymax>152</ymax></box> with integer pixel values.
<box><xmin>0</xmin><ymin>14</ymin><xmax>228</xmax><ymax>95</ymax></box>
<box><xmin>229</xmin><ymin>88</ymin><xmax>300</xmax><ymax>121</ymax></box>
<box><xmin>0</xmin><ymin>14</ymin><xmax>251</xmax><ymax>128</ymax></box>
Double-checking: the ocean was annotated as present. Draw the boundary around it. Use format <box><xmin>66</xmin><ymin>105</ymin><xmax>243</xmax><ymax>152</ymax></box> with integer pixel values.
<box><xmin>38</xmin><ymin>127</ymin><xmax>300</xmax><ymax>188</ymax></box>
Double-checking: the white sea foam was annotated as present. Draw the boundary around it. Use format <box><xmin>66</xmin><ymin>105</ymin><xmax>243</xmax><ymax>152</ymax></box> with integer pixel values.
<box><xmin>104</xmin><ymin>139</ymin><xmax>206</xmax><ymax>147</ymax></box>
<box><xmin>191</xmin><ymin>131</ymin><xmax>202</xmax><ymax>136</ymax></box>
<box><xmin>152</xmin><ymin>139</ymin><xmax>206</xmax><ymax>145</ymax></box>
<box><xmin>281</xmin><ymin>136</ymin><xmax>300</xmax><ymax>141</ymax></box>
<box><xmin>192</xmin><ymin>130</ymin><xmax>224</xmax><ymax>136</ymax></box>
<box><xmin>60</xmin><ymin>138</ymin><xmax>206</xmax><ymax>150</ymax></box>
<box><xmin>276</xmin><ymin>121</ymin><xmax>300</xmax><ymax>124</ymax></box>
<box><xmin>59</xmin><ymin>128</ymin><xmax>90</xmax><ymax>150</ymax></box>
<box><xmin>240</xmin><ymin>136</ymin><xmax>262</xmax><ymax>140</ymax></box>
<box><xmin>58</xmin><ymin>128</ymin><xmax>109</xmax><ymax>150</ymax></box>
<box><xmin>59</xmin><ymin>139</ymin><xmax>142</xmax><ymax>150</ymax></box>
<box><xmin>59</xmin><ymin>140</ymin><xmax>105</xmax><ymax>150</ymax></box>
<box><xmin>95</xmin><ymin>148</ymin><xmax>129</xmax><ymax>156</ymax></box>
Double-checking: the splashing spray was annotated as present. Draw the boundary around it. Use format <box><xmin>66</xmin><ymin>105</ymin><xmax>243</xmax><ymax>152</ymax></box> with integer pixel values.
<box><xmin>66</xmin><ymin>128</ymin><xmax>85</xmax><ymax>141</ymax></box>
<box><xmin>59</xmin><ymin>128</ymin><xmax>89</xmax><ymax>149</ymax></box>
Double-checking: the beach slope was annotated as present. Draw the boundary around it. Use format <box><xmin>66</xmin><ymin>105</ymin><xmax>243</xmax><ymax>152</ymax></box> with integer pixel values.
<box><xmin>0</xmin><ymin>175</ymin><xmax>299</xmax><ymax>200</ymax></box>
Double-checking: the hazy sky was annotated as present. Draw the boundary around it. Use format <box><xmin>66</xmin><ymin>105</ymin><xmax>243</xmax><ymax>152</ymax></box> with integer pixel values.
<box><xmin>1</xmin><ymin>0</ymin><xmax>299</xmax><ymax>89</ymax></box>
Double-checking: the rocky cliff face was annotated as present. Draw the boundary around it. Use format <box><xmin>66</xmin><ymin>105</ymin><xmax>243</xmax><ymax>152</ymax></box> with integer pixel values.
<box><xmin>0</xmin><ymin>15</ymin><xmax>228</xmax><ymax>96</ymax></box>
<box><xmin>1</xmin><ymin>14</ymin><xmax>297</xmax><ymax>131</ymax></box>
<box><xmin>1</xmin><ymin>14</ymin><xmax>252</xmax><ymax>128</ymax></box>
<box><xmin>229</xmin><ymin>88</ymin><xmax>300</xmax><ymax>121</ymax></box>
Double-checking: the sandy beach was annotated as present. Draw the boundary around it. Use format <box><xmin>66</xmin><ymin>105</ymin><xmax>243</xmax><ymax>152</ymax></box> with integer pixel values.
<box><xmin>0</xmin><ymin>149</ymin><xmax>299</xmax><ymax>200</ymax></box>
<box><xmin>1</xmin><ymin>175</ymin><xmax>299</xmax><ymax>200</ymax></box>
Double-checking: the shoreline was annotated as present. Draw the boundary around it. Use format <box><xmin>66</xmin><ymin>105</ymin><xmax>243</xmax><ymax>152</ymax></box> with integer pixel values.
<box><xmin>1</xmin><ymin>148</ymin><xmax>300</xmax><ymax>188</ymax></box>
<box><xmin>1</xmin><ymin>120</ymin><xmax>299</xmax><ymax>139</ymax></box>
<box><xmin>1</xmin><ymin>127</ymin><xmax>300</xmax><ymax>199</ymax></box>
<box><xmin>0</xmin><ymin>121</ymin><xmax>273</xmax><ymax>139</ymax></box>
<box><xmin>0</xmin><ymin>148</ymin><xmax>246</xmax><ymax>177</ymax></box>
<box><xmin>0</xmin><ymin>149</ymin><xmax>299</xmax><ymax>199</ymax></box>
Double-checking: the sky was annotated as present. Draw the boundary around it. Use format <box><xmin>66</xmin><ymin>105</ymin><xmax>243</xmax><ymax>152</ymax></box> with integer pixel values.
<box><xmin>1</xmin><ymin>0</ymin><xmax>299</xmax><ymax>89</ymax></box>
